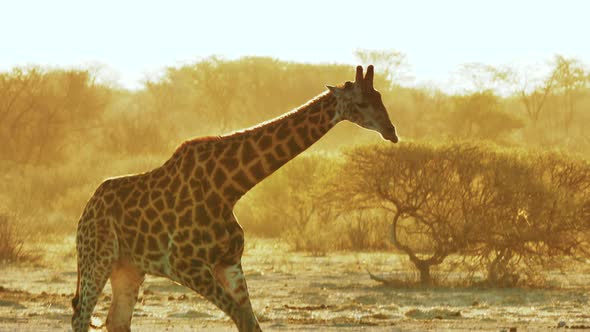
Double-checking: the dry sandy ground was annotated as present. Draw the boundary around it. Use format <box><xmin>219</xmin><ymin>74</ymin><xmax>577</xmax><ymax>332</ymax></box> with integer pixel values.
<box><xmin>1</xmin><ymin>237</ymin><xmax>590</xmax><ymax>331</ymax></box>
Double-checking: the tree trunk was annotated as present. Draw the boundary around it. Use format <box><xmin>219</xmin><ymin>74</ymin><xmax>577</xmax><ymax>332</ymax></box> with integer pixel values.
<box><xmin>415</xmin><ymin>260</ymin><xmax>433</xmax><ymax>286</ymax></box>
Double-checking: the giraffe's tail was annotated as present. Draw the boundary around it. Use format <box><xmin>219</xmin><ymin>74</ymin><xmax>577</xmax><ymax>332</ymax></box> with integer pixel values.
<box><xmin>71</xmin><ymin>259</ymin><xmax>81</xmax><ymax>313</ymax></box>
<box><xmin>71</xmin><ymin>258</ymin><xmax>81</xmax><ymax>332</ymax></box>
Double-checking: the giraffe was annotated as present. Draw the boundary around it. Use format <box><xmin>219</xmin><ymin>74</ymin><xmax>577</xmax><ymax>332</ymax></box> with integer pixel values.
<box><xmin>71</xmin><ymin>65</ymin><xmax>398</xmax><ymax>332</ymax></box>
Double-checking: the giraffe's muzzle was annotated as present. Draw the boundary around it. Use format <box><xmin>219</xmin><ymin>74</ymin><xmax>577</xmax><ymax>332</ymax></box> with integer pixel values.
<box><xmin>381</xmin><ymin>126</ymin><xmax>399</xmax><ymax>143</ymax></box>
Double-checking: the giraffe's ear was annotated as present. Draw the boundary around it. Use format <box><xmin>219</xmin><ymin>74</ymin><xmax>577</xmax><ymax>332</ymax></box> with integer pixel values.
<box><xmin>326</xmin><ymin>85</ymin><xmax>341</xmax><ymax>95</ymax></box>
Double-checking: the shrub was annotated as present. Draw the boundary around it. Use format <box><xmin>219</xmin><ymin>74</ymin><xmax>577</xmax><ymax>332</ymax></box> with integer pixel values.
<box><xmin>0</xmin><ymin>214</ymin><xmax>36</xmax><ymax>263</ymax></box>
<box><xmin>468</xmin><ymin>151</ymin><xmax>590</xmax><ymax>286</ymax></box>
<box><xmin>330</xmin><ymin>142</ymin><xmax>590</xmax><ymax>286</ymax></box>
<box><xmin>335</xmin><ymin>210</ymin><xmax>391</xmax><ymax>251</ymax></box>
<box><xmin>237</xmin><ymin>153</ymin><xmax>339</xmax><ymax>239</ymax></box>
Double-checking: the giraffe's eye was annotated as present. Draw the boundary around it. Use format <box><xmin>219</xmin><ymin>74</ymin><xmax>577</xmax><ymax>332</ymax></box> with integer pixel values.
<box><xmin>356</xmin><ymin>102</ymin><xmax>369</xmax><ymax>108</ymax></box>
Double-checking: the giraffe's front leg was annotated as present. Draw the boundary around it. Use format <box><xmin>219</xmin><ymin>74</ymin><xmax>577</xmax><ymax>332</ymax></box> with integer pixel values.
<box><xmin>178</xmin><ymin>260</ymin><xmax>261</xmax><ymax>332</ymax></box>
<box><xmin>214</xmin><ymin>262</ymin><xmax>261</xmax><ymax>332</ymax></box>
<box><xmin>213</xmin><ymin>262</ymin><xmax>253</xmax><ymax>306</ymax></box>
<box><xmin>212</xmin><ymin>216</ymin><xmax>261</xmax><ymax>330</ymax></box>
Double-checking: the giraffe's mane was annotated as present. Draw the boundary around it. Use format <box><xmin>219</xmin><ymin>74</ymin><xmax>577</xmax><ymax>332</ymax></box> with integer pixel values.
<box><xmin>175</xmin><ymin>90</ymin><xmax>331</xmax><ymax>153</ymax></box>
<box><xmin>221</xmin><ymin>90</ymin><xmax>331</xmax><ymax>139</ymax></box>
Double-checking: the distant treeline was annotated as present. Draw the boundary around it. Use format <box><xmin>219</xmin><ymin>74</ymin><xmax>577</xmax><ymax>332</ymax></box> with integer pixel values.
<box><xmin>1</xmin><ymin>54</ymin><xmax>589</xmax><ymax>165</ymax></box>
<box><xmin>0</xmin><ymin>54</ymin><xmax>589</xmax><ymax>245</ymax></box>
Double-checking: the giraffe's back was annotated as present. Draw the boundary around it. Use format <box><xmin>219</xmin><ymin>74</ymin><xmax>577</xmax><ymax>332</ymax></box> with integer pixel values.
<box><xmin>76</xmin><ymin>143</ymin><xmax>238</xmax><ymax>279</ymax></box>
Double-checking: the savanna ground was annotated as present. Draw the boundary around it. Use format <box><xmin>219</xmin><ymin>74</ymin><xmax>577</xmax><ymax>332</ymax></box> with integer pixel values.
<box><xmin>1</xmin><ymin>238</ymin><xmax>589</xmax><ymax>332</ymax></box>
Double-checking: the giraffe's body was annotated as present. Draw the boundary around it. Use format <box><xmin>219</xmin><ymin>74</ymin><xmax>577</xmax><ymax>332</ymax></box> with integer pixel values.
<box><xmin>72</xmin><ymin>66</ymin><xmax>397</xmax><ymax>332</ymax></box>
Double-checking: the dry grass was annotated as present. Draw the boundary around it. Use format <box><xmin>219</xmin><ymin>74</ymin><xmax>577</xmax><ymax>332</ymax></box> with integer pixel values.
<box><xmin>0</xmin><ymin>214</ymin><xmax>39</xmax><ymax>263</ymax></box>
<box><xmin>1</xmin><ymin>238</ymin><xmax>590</xmax><ymax>331</ymax></box>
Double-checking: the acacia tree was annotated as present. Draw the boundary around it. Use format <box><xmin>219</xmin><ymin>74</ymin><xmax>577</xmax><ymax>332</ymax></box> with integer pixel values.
<box><xmin>550</xmin><ymin>55</ymin><xmax>588</xmax><ymax>130</ymax></box>
<box><xmin>331</xmin><ymin>143</ymin><xmax>590</xmax><ymax>286</ymax></box>
<box><xmin>494</xmin><ymin>64</ymin><xmax>555</xmax><ymax>126</ymax></box>
<box><xmin>454</xmin><ymin>62</ymin><xmax>500</xmax><ymax>94</ymax></box>
<box><xmin>354</xmin><ymin>49</ymin><xmax>413</xmax><ymax>87</ymax></box>
<box><xmin>466</xmin><ymin>151</ymin><xmax>590</xmax><ymax>286</ymax></box>
<box><xmin>450</xmin><ymin>63</ymin><xmax>524</xmax><ymax>141</ymax></box>
<box><xmin>331</xmin><ymin>143</ymin><xmax>486</xmax><ymax>285</ymax></box>
<box><xmin>405</xmin><ymin>85</ymin><xmax>451</xmax><ymax>139</ymax></box>
<box><xmin>0</xmin><ymin>67</ymin><xmax>110</xmax><ymax>165</ymax></box>
<box><xmin>142</xmin><ymin>57</ymin><xmax>359</xmax><ymax>139</ymax></box>
<box><xmin>450</xmin><ymin>91</ymin><xmax>523</xmax><ymax>141</ymax></box>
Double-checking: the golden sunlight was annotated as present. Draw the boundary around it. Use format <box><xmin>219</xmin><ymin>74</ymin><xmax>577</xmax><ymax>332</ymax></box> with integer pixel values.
<box><xmin>1</xmin><ymin>1</ymin><xmax>589</xmax><ymax>331</ymax></box>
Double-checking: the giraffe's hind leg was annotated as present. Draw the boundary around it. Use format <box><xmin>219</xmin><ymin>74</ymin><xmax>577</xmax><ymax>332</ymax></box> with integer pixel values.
<box><xmin>105</xmin><ymin>260</ymin><xmax>144</xmax><ymax>332</ymax></box>
<box><xmin>72</xmin><ymin>221</ymin><xmax>117</xmax><ymax>332</ymax></box>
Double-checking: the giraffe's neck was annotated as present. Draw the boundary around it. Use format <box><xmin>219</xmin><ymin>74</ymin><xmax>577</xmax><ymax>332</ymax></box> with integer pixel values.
<box><xmin>212</xmin><ymin>91</ymin><xmax>339</xmax><ymax>202</ymax></box>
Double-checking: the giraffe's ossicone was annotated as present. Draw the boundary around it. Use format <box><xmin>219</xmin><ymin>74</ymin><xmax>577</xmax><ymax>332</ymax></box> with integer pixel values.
<box><xmin>71</xmin><ymin>65</ymin><xmax>398</xmax><ymax>332</ymax></box>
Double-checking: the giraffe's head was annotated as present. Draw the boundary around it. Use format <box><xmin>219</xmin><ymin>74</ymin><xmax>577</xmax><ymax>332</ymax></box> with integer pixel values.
<box><xmin>327</xmin><ymin>65</ymin><xmax>398</xmax><ymax>143</ymax></box>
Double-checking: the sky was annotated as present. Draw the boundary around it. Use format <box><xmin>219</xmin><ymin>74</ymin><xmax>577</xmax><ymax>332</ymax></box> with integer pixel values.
<box><xmin>1</xmin><ymin>0</ymin><xmax>589</xmax><ymax>89</ymax></box>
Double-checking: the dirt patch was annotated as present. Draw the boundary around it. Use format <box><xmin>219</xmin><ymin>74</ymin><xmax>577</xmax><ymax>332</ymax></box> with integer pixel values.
<box><xmin>167</xmin><ymin>309</ymin><xmax>215</xmax><ymax>319</ymax></box>
<box><xmin>0</xmin><ymin>300</ymin><xmax>26</xmax><ymax>309</ymax></box>
<box><xmin>1</xmin><ymin>239</ymin><xmax>589</xmax><ymax>331</ymax></box>
<box><xmin>405</xmin><ymin>308</ymin><xmax>462</xmax><ymax>320</ymax></box>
